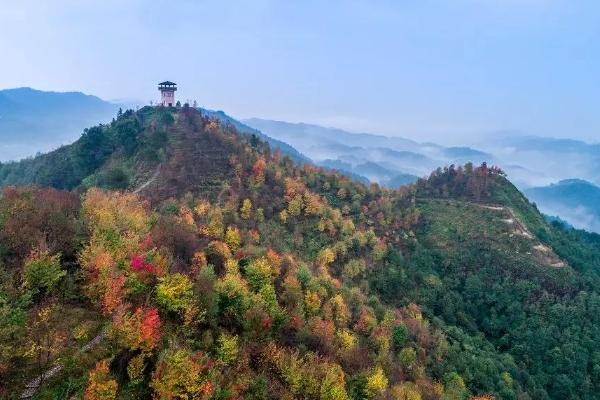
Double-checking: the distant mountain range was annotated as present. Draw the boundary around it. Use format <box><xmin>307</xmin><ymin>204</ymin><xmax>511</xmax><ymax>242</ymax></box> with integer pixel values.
<box><xmin>243</xmin><ymin>118</ymin><xmax>492</xmax><ymax>187</ymax></box>
<box><xmin>525</xmin><ymin>179</ymin><xmax>600</xmax><ymax>233</ymax></box>
<box><xmin>0</xmin><ymin>87</ymin><xmax>119</xmax><ymax>161</ymax></box>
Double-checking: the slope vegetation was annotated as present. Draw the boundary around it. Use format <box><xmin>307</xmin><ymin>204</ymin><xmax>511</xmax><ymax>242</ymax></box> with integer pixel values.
<box><xmin>1</xmin><ymin>108</ymin><xmax>600</xmax><ymax>400</ymax></box>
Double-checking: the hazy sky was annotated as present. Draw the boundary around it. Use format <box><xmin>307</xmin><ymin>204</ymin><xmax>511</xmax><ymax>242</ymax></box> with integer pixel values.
<box><xmin>1</xmin><ymin>0</ymin><xmax>600</xmax><ymax>143</ymax></box>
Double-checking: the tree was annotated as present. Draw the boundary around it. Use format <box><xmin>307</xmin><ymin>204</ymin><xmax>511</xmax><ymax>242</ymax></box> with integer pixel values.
<box><xmin>304</xmin><ymin>291</ymin><xmax>322</xmax><ymax>316</ymax></box>
<box><xmin>365</xmin><ymin>367</ymin><xmax>388</xmax><ymax>398</ymax></box>
<box><xmin>279</xmin><ymin>209</ymin><xmax>288</xmax><ymax>223</ymax></box>
<box><xmin>111</xmin><ymin>307</ymin><xmax>161</xmax><ymax>353</ymax></box>
<box><xmin>443</xmin><ymin>372</ymin><xmax>468</xmax><ymax>400</ymax></box>
<box><xmin>22</xmin><ymin>249</ymin><xmax>65</xmax><ymax>296</ymax></box>
<box><xmin>216</xmin><ymin>333</ymin><xmax>239</xmax><ymax>366</ymax></box>
<box><xmin>304</xmin><ymin>192</ymin><xmax>324</xmax><ymax>216</ymax></box>
<box><xmin>393</xmin><ymin>325</ymin><xmax>408</xmax><ymax>349</ymax></box>
<box><xmin>324</xmin><ymin>294</ymin><xmax>350</xmax><ymax>328</ymax></box>
<box><xmin>287</xmin><ymin>195</ymin><xmax>304</xmax><ymax>217</ymax></box>
<box><xmin>240</xmin><ymin>199</ymin><xmax>253</xmax><ymax>220</ymax></box>
<box><xmin>317</xmin><ymin>247</ymin><xmax>336</xmax><ymax>268</ymax></box>
<box><xmin>342</xmin><ymin>259</ymin><xmax>366</xmax><ymax>281</ymax></box>
<box><xmin>156</xmin><ymin>274</ymin><xmax>195</xmax><ymax>315</ymax></box>
<box><xmin>320</xmin><ymin>363</ymin><xmax>349</xmax><ymax>400</ymax></box>
<box><xmin>151</xmin><ymin>348</ymin><xmax>214</xmax><ymax>399</ymax></box>
<box><xmin>0</xmin><ymin>187</ymin><xmax>80</xmax><ymax>262</ymax></box>
<box><xmin>245</xmin><ymin>257</ymin><xmax>275</xmax><ymax>292</ymax></box>
<box><xmin>252</xmin><ymin>156</ymin><xmax>267</xmax><ymax>185</ymax></box>
<box><xmin>84</xmin><ymin>360</ymin><xmax>118</xmax><ymax>400</ymax></box>
<box><xmin>206</xmin><ymin>207</ymin><xmax>225</xmax><ymax>238</ymax></box>
<box><xmin>225</xmin><ymin>226</ymin><xmax>242</xmax><ymax>252</ymax></box>
<box><xmin>399</xmin><ymin>347</ymin><xmax>417</xmax><ymax>370</ymax></box>
<box><xmin>215</xmin><ymin>273</ymin><xmax>251</xmax><ymax>327</ymax></box>
<box><xmin>391</xmin><ymin>382</ymin><xmax>422</xmax><ymax>400</ymax></box>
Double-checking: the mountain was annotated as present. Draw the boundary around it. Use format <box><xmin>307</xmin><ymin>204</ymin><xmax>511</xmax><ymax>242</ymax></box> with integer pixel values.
<box><xmin>243</xmin><ymin>118</ymin><xmax>492</xmax><ymax>187</ymax></box>
<box><xmin>2</xmin><ymin>107</ymin><xmax>600</xmax><ymax>399</ymax></box>
<box><xmin>525</xmin><ymin>179</ymin><xmax>600</xmax><ymax>233</ymax></box>
<box><xmin>0</xmin><ymin>87</ymin><xmax>120</xmax><ymax>161</ymax></box>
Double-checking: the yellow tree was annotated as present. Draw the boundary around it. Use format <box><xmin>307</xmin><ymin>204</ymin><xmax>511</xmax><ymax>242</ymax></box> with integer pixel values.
<box><xmin>151</xmin><ymin>348</ymin><xmax>214</xmax><ymax>399</ymax></box>
<box><xmin>84</xmin><ymin>360</ymin><xmax>118</xmax><ymax>400</ymax></box>
<box><xmin>240</xmin><ymin>199</ymin><xmax>253</xmax><ymax>220</ymax></box>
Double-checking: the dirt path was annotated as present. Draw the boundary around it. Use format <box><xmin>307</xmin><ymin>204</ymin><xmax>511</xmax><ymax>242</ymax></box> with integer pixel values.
<box><xmin>134</xmin><ymin>164</ymin><xmax>161</xmax><ymax>194</ymax></box>
<box><xmin>20</xmin><ymin>331</ymin><xmax>107</xmax><ymax>399</ymax></box>
<box><xmin>421</xmin><ymin>198</ymin><xmax>565</xmax><ymax>268</ymax></box>
<box><xmin>479</xmin><ymin>204</ymin><xmax>534</xmax><ymax>239</ymax></box>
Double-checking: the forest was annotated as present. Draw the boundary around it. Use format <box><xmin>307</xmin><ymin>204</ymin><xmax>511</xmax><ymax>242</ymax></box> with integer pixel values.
<box><xmin>1</xmin><ymin>107</ymin><xmax>600</xmax><ymax>399</ymax></box>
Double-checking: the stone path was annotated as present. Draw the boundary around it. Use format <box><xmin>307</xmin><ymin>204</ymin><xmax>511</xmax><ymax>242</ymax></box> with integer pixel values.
<box><xmin>20</xmin><ymin>331</ymin><xmax>107</xmax><ymax>399</ymax></box>
<box><xmin>133</xmin><ymin>164</ymin><xmax>161</xmax><ymax>194</ymax></box>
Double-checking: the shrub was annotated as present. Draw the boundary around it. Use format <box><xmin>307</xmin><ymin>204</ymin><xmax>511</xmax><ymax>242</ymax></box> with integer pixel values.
<box><xmin>22</xmin><ymin>249</ymin><xmax>65</xmax><ymax>295</ymax></box>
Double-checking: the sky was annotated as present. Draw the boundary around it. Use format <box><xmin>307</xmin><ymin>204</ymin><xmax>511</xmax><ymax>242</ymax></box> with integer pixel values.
<box><xmin>1</xmin><ymin>0</ymin><xmax>600</xmax><ymax>144</ymax></box>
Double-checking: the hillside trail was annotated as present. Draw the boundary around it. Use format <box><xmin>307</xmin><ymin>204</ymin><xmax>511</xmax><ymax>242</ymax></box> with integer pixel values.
<box><xmin>423</xmin><ymin>198</ymin><xmax>565</xmax><ymax>268</ymax></box>
<box><xmin>133</xmin><ymin>163</ymin><xmax>161</xmax><ymax>194</ymax></box>
<box><xmin>477</xmin><ymin>204</ymin><xmax>533</xmax><ymax>239</ymax></box>
<box><xmin>20</xmin><ymin>331</ymin><xmax>107</xmax><ymax>399</ymax></box>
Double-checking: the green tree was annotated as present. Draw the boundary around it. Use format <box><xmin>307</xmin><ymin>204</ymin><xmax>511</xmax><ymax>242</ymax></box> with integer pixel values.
<box><xmin>22</xmin><ymin>250</ymin><xmax>65</xmax><ymax>296</ymax></box>
<box><xmin>392</xmin><ymin>325</ymin><xmax>408</xmax><ymax>350</ymax></box>
<box><xmin>443</xmin><ymin>372</ymin><xmax>468</xmax><ymax>400</ymax></box>
<box><xmin>399</xmin><ymin>347</ymin><xmax>417</xmax><ymax>370</ymax></box>
<box><xmin>156</xmin><ymin>273</ymin><xmax>195</xmax><ymax>314</ymax></box>
<box><xmin>216</xmin><ymin>333</ymin><xmax>239</xmax><ymax>366</ymax></box>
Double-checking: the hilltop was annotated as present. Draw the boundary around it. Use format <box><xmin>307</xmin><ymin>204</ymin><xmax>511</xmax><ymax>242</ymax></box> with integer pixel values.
<box><xmin>1</xmin><ymin>107</ymin><xmax>600</xmax><ymax>399</ymax></box>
